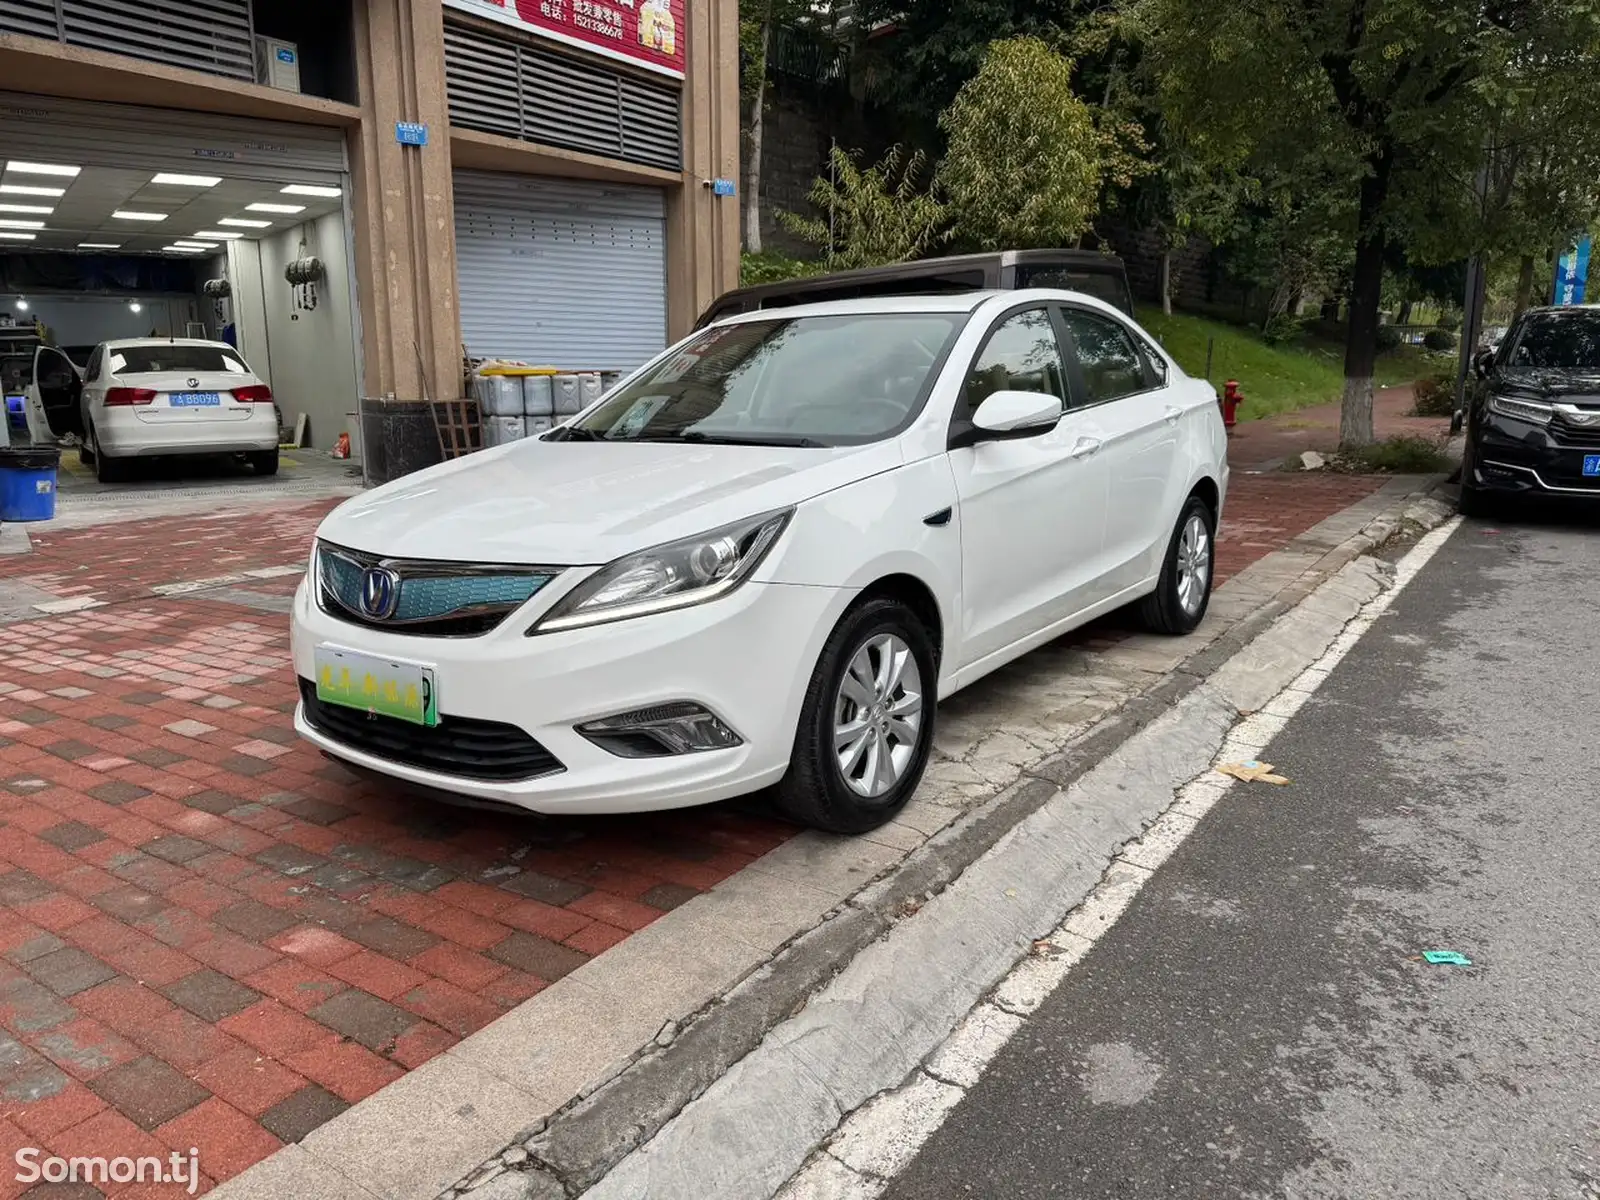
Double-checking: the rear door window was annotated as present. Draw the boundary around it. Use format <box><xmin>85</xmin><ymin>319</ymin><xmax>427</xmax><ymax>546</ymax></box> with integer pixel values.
<box><xmin>109</xmin><ymin>346</ymin><xmax>249</xmax><ymax>375</ymax></box>
<box><xmin>1059</xmin><ymin>308</ymin><xmax>1150</xmax><ymax>404</ymax></box>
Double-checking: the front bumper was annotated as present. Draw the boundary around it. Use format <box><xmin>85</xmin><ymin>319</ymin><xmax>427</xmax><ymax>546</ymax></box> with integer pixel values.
<box><xmin>288</xmin><ymin>576</ymin><xmax>852</xmax><ymax>815</ymax></box>
<box><xmin>1470</xmin><ymin>414</ymin><xmax>1600</xmax><ymax>499</ymax></box>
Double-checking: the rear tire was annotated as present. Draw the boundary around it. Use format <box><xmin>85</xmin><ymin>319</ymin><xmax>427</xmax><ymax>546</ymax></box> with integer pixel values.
<box><xmin>1139</xmin><ymin>494</ymin><xmax>1215</xmax><ymax>636</ymax></box>
<box><xmin>773</xmin><ymin>597</ymin><xmax>937</xmax><ymax>835</ymax></box>
<box><xmin>90</xmin><ymin>426</ymin><xmax>126</xmax><ymax>483</ymax></box>
<box><xmin>248</xmin><ymin>448</ymin><xmax>279</xmax><ymax>476</ymax></box>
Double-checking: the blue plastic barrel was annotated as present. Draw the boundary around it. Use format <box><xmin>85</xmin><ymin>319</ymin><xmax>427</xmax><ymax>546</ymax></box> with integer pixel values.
<box><xmin>0</xmin><ymin>446</ymin><xmax>60</xmax><ymax>522</ymax></box>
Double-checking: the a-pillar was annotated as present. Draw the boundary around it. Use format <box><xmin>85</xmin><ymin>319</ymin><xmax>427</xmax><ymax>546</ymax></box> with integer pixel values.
<box><xmin>665</xmin><ymin>0</ymin><xmax>740</xmax><ymax>340</ymax></box>
<box><xmin>349</xmin><ymin>0</ymin><xmax>461</xmax><ymax>484</ymax></box>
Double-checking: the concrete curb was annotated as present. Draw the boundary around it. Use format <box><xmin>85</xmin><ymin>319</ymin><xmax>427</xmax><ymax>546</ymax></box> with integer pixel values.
<box><xmin>440</xmin><ymin>475</ymin><xmax>1457</xmax><ymax>1200</ymax></box>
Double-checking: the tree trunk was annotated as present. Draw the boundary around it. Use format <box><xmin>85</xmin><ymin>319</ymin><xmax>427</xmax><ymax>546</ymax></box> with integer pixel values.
<box><xmin>1160</xmin><ymin>249</ymin><xmax>1173</xmax><ymax>316</ymax></box>
<box><xmin>1340</xmin><ymin>151</ymin><xmax>1395</xmax><ymax>451</ymax></box>
<box><xmin>1513</xmin><ymin>254</ymin><xmax>1535</xmax><ymax>316</ymax></box>
<box><xmin>742</xmin><ymin>18</ymin><xmax>771</xmax><ymax>255</ymax></box>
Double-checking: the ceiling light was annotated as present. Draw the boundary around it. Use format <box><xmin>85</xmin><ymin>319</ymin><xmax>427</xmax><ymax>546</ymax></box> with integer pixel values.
<box><xmin>77</xmin><ymin>242</ymin><xmax>121</xmax><ymax>250</ymax></box>
<box><xmin>5</xmin><ymin>161</ymin><xmax>79</xmax><ymax>177</ymax></box>
<box><xmin>0</xmin><ymin>219</ymin><xmax>44</xmax><ymax>229</ymax></box>
<box><xmin>113</xmin><ymin>210</ymin><xmax>167</xmax><ymax>222</ymax></box>
<box><xmin>0</xmin><ymin>232</ymin><xmax>36</xmax><ymax>241</ymax></box>
<box><xmin>245</xmin><ymin>202</ymin><xmax>305</xmax><ymax>214</ymax></box>
<box><xmin>162</xmin><ymin>244</ymin><xmax>206</xmax><ymax>253</ymax></box>
<box><xmin>281</xmin><ymin>184</ymin><xmax>342</xmax><ymax>198</ymax></box>
<box><xmin>172</xmin><ymin>241</ymin><xmax>218</xmax><ymax>250</ymax></box>
<box><xmin>0</xmin><ymin>204</ymin><xmax>52</xmax><ymax>215</ymax></box>
<box><xmin>193</xmin><ymin>230</ymin><xmax>244</xmax><ymax>240</ymax></box>
<box><xmin>129</xmin><ymin>302</ymin><xmax>142</xmax><ymax>313</ymax></box>
<box><xmin>218</xmin><ymin>217</ymin><xmax>271</xmax><ymax>228</ymax></box>
<box><xmin>151</xmin><ymin>173</ymin><xmax>221</xmax><ymax>187</ymax></box>
<box><xmin>0</xmin><ymin>184</ymin><xmax>64</xmax><ymax>197</ymax></box>
<box><xmin>14</xmin><ymin>299</ymin><xmax>27</xmax><ymax>311</ymax></box>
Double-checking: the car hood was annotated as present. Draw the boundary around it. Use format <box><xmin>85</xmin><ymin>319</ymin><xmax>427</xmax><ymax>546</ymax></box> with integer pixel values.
<box><xmin>1495</xmin><ymin>368</ymin><xmax>1600</xmax><ymax>400</ymax></box>
<box><xmin>317</xmin><ymin>437</ymin><xmax>905</xmax><ymax>564</ymax></box>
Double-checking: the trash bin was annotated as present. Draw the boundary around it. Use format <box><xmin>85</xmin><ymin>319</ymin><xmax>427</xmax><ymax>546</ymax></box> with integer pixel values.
<box><xmin>0</xmin><ymin>446</ymin><xmax>61</xmax><ymax>522</ymax></box>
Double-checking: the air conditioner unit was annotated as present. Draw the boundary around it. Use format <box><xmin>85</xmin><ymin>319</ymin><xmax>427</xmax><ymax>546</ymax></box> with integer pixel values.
<box><xmin>255</xmin><ymin>37</ymin><xmax>301</xmax><ymax>92</ymax></box>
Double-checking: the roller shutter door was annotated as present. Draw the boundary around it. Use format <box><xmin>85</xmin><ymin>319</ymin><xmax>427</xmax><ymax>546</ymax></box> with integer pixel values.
<box><xmin>452</xmin><ymin>169</ymin><xmax>667</xmax><ymax>372</ymax></box>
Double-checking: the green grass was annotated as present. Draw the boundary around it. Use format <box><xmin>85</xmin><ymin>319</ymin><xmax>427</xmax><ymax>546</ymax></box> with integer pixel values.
<box><xmin>1136</xmin><ymin>308</ymin><xmax>1438</xmax><ymax>422</ymax></box>
<box><xmin>1337</xmin><ymin>435</ymin><xmax>1454</xmax><ymax>475</ymax></box>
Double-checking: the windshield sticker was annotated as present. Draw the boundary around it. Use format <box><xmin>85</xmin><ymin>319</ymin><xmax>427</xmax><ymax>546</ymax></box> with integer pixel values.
<box><xmin>614</xmin><ymin>395</ymin><xmax>670</xmax><ymax>437</ymax></box>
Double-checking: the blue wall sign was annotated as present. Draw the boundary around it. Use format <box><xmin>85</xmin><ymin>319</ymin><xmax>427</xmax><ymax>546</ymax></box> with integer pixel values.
<box><xmin>395</xmin><ymin>122</ymin><xmax>429</xmax><ymax>147</ymax></box>
<box><xmin>711</xmin><ymin>178</ymin><xmax>736</xmax><ymax>197</ymax></box>
<box><xmin>1555</xmin><ymin>234</ymin><xmax>1591</xmax><ymax>306</ymax></box>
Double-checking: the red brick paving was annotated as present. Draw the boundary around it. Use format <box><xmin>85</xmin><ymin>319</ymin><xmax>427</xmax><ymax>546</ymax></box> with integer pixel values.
<box><xmin>1228</xmin><ymin>383</ymin><xmax>1450</xmax><ymax>468</ymax></box>
<box><xmin>1</xmin><ymin>481</ymin><xmax>1387</xmax><ymax>1194</ymax></box>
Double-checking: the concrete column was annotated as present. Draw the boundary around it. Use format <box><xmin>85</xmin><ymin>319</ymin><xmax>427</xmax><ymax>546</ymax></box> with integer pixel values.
<box><xmin>665</xmin><ymin>0</ymin><xmax>740</xmax><ymax>341</ymax></box>
<box><xmin>350</xmin><ymin>0</ymin><xmax>461</xmax><ymax>480</ymax></box>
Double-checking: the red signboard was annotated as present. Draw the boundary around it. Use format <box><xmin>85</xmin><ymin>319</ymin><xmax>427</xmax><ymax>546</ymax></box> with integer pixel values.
<box><xmin>445</xmin><ymin>0</ymin><xmax>686</xmax><ymax>80</ymax></box>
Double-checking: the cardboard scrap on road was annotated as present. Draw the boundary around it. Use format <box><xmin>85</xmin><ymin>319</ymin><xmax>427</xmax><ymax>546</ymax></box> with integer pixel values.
<box><xmin>1217</xmin><ymin>760</ymin><xmax>1291</xmax><ymax>785</ymax></box>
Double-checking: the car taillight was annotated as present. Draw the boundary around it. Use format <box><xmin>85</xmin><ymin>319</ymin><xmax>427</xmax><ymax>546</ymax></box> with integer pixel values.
<box><xmin>103</xmin><ymin>387</ymin><xmax>156</xmax><ymax>406</ymax></box>
<box><xmin>232</xmin><ymin>385</ymin><xmax>274</xmax><ymax>403</ymax></box>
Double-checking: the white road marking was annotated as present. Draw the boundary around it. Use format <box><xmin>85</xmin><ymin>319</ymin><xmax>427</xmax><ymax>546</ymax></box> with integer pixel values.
<box><xmin>775</xmin><ymin>516</ymin><xmax>1464</xmax><ymax>1200</ymax></box>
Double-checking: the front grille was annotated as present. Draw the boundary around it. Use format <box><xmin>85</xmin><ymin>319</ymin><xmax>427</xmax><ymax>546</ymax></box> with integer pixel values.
<box><xmin>299</xmin><ymin>679</ymin><xmax>564</xmax><ymax>783</ymax></box>
<box><xmin>317</xmin><ymin>542</ymin><xmax>558</xmax><ymax>637</ymax></box>
<box><xmin>1550</xmin><ymin>418</ymin><xmax>1600</xmax><ymax>448</ymax></box>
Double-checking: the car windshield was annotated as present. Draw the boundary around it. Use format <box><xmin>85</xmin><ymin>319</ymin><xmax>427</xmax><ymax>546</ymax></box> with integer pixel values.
<box><xmin>565</xmin><ymin>312</ymin><xmax>966</xmax><ymax>446</ymax></box>
<box><xmin>110</xmin><ymin>345</ymin><xmax>248</xmax><ymax>375</ymax></box>
<box><xmin>1505</xmin><ymin>312</ymin><xmax>1600</xmax><ymax>369</ymax></box>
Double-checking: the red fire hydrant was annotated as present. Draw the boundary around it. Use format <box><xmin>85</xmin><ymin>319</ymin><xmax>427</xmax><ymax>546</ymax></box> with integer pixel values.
<box><xmin>1220</xmin><ymin>380</ymin><xmax>1244</xmax><ymax>433</ymax></box>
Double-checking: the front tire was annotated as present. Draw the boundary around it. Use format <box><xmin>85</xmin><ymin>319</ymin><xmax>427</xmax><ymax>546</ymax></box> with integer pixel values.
<box><xmin>774</xmin><ymin>597</ymin><xmax>937</xmax><ymax>834</ymax></box>
<box><xmin>1139</xmin><ymin>494</ymin><xmax>1215</xmax><ymax>636</ymax></box>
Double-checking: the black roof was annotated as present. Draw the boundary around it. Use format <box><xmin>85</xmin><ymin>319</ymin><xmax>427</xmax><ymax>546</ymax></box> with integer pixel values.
<box><xmin>708</xmin><ymin>249</ymin><xmax>1125</xmax><ymax>310</ymax></box>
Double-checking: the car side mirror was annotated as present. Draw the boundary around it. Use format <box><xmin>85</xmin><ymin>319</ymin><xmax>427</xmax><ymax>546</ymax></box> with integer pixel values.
<box><xmin>970</xmin><ymin>390</ymin><xmax>1063</xmax><ymax>439</ymax></box>
<box><xmin>1473</xmin><ymin>347</ymin><xmax>1495</xmax><ymax>379</ymax></box>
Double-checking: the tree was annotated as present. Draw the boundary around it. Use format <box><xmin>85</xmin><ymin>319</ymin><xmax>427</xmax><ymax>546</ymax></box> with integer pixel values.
<box><xmin>938</xmin><ymin>37</ymin><xmax>1132</xmax><ymax>251</ymax></box>
<box><xmin>1129</xmin><ymin>0</ymin><xmax>1537</xmax><ymax>447</ymax></box>
<box><xmin>777</xmin><ymin>144</ymin><xmax>950</xmax><ymax>268</ymax></box>
<box><xmin>740</xmin><ymin>0</ymin><xmax>819</xmax><ymax>254</ymax></box>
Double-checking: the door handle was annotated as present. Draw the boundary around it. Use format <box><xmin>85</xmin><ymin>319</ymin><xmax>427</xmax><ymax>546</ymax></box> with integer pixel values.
<box><xmin>1164</xmin><ymin>405</ymin><xmax>1183</xmax><ymax>424</ymax></box>
<box><xmin>1069</xmin><ymin>436</ymin><xmax>1102</xmax><ymax>460</ymax></box>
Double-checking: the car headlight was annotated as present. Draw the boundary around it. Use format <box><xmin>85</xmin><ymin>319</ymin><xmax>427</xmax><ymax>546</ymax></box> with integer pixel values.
<box><xmin>1488</xmin><ymin>394</ymin><xmax>1552</xmax><ymax>425</ymax></box>
<box><xmin>529</xmin><ymin>509</ymin><xmax>793</xmax><ymax>634</ymax></box>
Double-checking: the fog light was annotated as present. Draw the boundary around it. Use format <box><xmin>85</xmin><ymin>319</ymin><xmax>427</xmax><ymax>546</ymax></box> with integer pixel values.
<box><xmin>576</xmin><ymin>702</ymin><xmax>743</xmax><ymax>758</ymax></box>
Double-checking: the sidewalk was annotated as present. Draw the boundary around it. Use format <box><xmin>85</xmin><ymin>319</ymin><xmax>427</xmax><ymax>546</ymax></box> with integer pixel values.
<box><xmin>1227</xmin><ymin>385</ymin><xmax>1450</xmax><ymax>471</ymax></box>
<box><xmin>0</xmin><ymin>471</ymin><xmax>1428</xmax><ymax>1198</ymax></box>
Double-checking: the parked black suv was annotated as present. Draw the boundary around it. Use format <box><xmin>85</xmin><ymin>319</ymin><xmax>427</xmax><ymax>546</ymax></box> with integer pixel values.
<box><xmin>696</xmin><ymin>249</ymin><xmax>1135</xmax><ymax>329</ymax></box>
<box><xmin>1461</xmin><ymin>304</ymin><xmax>1600</xmax><ymax>515</ymax></box>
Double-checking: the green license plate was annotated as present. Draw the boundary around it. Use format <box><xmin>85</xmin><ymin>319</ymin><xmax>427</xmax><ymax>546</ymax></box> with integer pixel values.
<box><xmin>313</xmin><ymin>645</ymin><xmax>438</xmax><ymax>726</ymax></box>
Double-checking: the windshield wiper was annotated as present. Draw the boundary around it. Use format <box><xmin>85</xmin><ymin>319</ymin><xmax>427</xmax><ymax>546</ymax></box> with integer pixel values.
<box><xmin>550</xmin><ymin>425</ymin><xmax>605</xmax><ymax>441</ymax></box>
<box><xmin>630</xmin><ymin>431</ymin><xmax>829</xmax><ymax>448</ymax></box>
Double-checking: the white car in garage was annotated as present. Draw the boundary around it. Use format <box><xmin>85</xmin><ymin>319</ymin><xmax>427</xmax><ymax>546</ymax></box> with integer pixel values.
<box><xmin>290</xmin><ymin>290</ymin><xmax>1228</xmax><ymax>833</ymax></box>
<box><xmin>78</xmin><ymin>338</ymin><xmax>280</xmax><ymax>482</ymax></box>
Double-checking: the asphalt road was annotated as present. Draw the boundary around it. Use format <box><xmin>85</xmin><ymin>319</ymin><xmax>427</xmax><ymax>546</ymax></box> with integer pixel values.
<box><xmin>883</xmin><ymin>511</ymin><xmax>1600</xmax><ymax>1200</ymax></box>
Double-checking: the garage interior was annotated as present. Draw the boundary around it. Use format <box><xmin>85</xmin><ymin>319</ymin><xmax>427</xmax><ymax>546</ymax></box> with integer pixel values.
<box><xmin>0</xmin><ymin>92</ymin><xmax>362</xmax><ymax>460</ymax></box>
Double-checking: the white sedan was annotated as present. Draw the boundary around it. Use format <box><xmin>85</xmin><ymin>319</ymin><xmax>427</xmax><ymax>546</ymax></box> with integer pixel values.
<box><xmin>78</xmin><ymin>338</ymin><xmax>280</xmax><ymax>482</ymax></box>
<box><xmin>289</xmin><ymin>290</ymin><xmax>1228</xmax><ymax>833</ymax></box>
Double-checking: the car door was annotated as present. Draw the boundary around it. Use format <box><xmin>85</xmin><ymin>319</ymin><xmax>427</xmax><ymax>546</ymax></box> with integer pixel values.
<box><xmin>946</xmin><ymin>304</ymin><xmax>1110</xmax><ymax>672</ymax></box>
<box><xmin>25</xmin><ymin>345</ymin><xmax>82</xmax><ymax>441</ymax></box>
<box><xmin>1058</xmin><ymin>306</ymin><xmax>1181</xmax><ymax>595</ymax></box>
<box><xmin>78</xmin><ymin>345</ymin><xmax>104</xmax><ymax>436</ymax></box>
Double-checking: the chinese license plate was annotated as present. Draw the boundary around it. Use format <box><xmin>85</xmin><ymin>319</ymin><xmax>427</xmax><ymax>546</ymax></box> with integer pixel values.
<box><xmin>1584</xmin><ymin>454</ymin><xmax>1600</xmax><ymax>477</ymax></box>
<box><xmin>170</xmin><ymin>392</ymin><xmax>220</xmax><ymax>407</ymax></box>
<box><xmin>313</xmin><ymin>645</ymin><xmax>438</xmax><ymax>726</ymax></box>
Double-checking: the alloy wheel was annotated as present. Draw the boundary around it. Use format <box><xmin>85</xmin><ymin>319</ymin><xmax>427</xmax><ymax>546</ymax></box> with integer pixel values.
<box><xmin>832</xmin><ymin>633</ymin><xmax>924</xmax><ymax>799</ymax></box>
<box><xmin>1176</xmin><ymin>512</ymin><xmax>1212</xmax><ymax>617</ymax></box>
